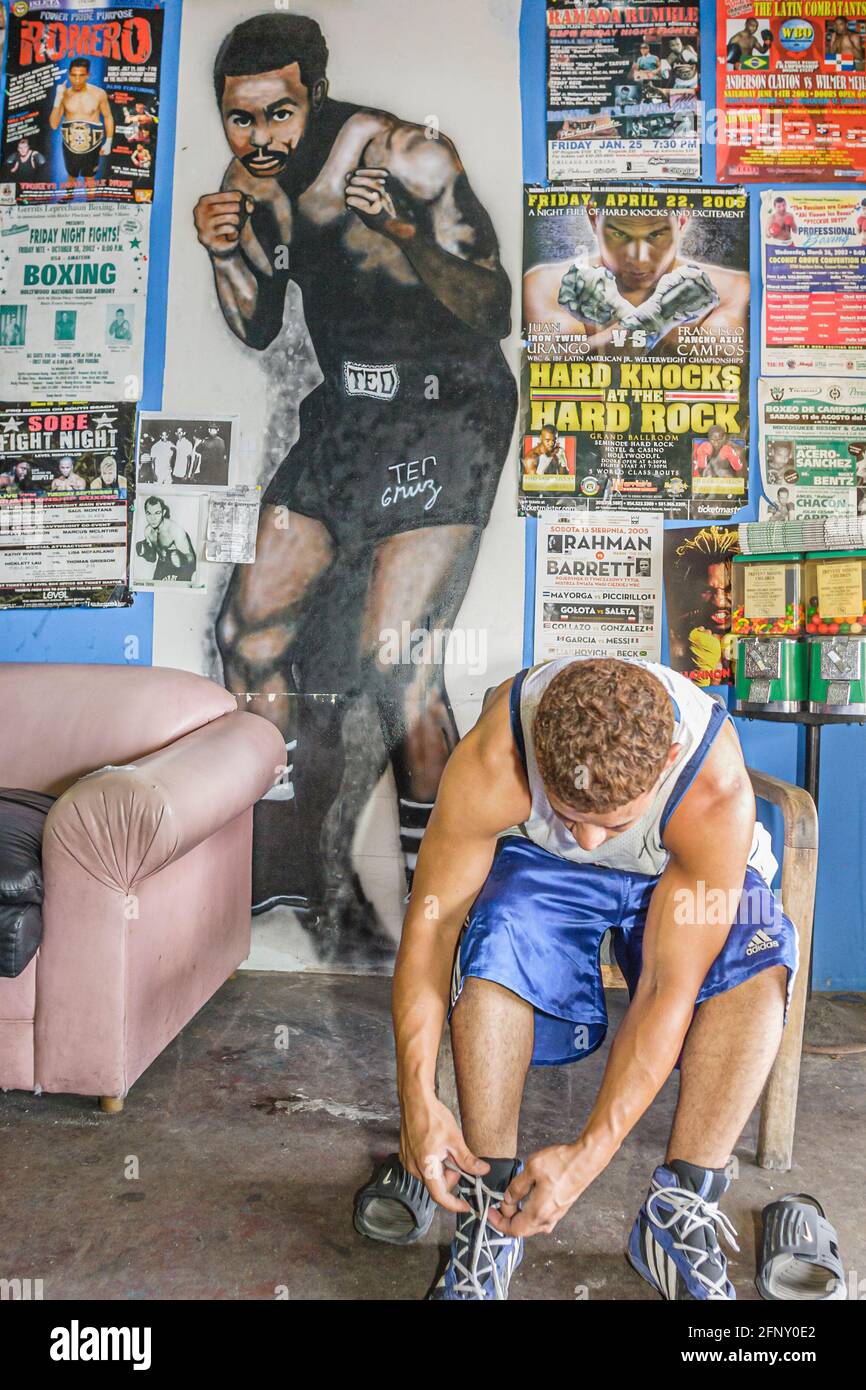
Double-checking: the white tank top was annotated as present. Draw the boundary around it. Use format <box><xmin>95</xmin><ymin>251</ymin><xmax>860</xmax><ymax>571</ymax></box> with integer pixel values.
<box><xmin>510</xmin><ymin>658</ymin><xmax>776</xmax><ymax>883</ymax></box>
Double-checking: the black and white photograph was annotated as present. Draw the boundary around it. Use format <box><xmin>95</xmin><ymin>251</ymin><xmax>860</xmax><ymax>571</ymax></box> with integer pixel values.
<box><xmin>131</xmin><ymin>489</ymin><xmax>206</xmax><ymax>589</ymax></box>
<box><xmin>136</xmin><ymin>413</ymin><xmax>236</xmax><ymax>489</ymax></box>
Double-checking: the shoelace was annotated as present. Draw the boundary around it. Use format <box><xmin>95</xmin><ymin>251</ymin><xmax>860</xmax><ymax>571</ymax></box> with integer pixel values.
<box><xmin>447</xmin><ymin>1167</ymin><xmax>517</xmax><ymax>1300</ymax></box>
<box><xmin>646</xmin><ymin>1183</ymin><xmax>740</xmax><ymax>1300</ymax></box>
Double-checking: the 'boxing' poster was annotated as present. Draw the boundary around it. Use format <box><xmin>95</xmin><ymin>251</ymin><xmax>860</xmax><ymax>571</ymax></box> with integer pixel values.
<box><xmin>717</xmin><ymin>1</ymin><xmax>866</xmax><ymax>184</ymax></box>
<box><xmin>546</xmin><ymin>2</ymin><xmax>700</xmax><ymax>182</ymax></box>
<box><xmin>1</xmin><ymin>1</ymin><xmax>163</xmax><ymax>205</ymax></box>
<box><xmin>520</xmin><ymin>184</ymin><xmax>750</xmax><ymax>519</ymax></box>
<box><xmin>0</xmin><ymin>399</ymin><xmax>134</xmax><ymax>607</ymax></box>
<box><xmin>760</xmin><ymin>190</ymin><xmax>866</xmax><ymax>376</ymax></box>
<box><xmin>0</xmin><ymin>202</ymin><xmax>150</xmax><ymax>400</ymax></box>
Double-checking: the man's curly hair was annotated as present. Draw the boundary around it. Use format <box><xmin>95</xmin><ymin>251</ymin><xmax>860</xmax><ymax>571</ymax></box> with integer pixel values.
<box><xmin>532</xmin><ymin>660</ymin><xmax>674</xmax><ymax>813</ymax></box>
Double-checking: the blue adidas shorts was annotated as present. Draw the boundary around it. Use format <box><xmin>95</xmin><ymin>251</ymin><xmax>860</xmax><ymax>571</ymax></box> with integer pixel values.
<box><xmin>449</xmin><ymin>836</ymin><xmax>799</xmax><ymax>1067</ymax></box>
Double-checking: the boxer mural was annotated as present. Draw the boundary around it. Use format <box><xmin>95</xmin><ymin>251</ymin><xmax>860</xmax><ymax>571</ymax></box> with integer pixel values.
<box><xmin>194</xmin><ymin>13</ymin><xmax>517</xmax><ymax>960</ymax></box>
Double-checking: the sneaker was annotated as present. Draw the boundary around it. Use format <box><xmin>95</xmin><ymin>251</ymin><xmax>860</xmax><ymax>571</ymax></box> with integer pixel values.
<box><xmin>627</xmin><ymin>1159</ymin><xmax>739</xmax><ymax>1300</ymax></box>
<box><xmin>428</xmin><ymin>1159</ymin><xmax>523</xmax><ymax>1300</ymax></box>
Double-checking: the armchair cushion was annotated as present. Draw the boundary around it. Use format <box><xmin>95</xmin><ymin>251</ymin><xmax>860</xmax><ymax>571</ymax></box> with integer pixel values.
<box><xmin>0</xmin><ymin>788</ymin><xmax>55</xmax><ymax>977</ymax></box>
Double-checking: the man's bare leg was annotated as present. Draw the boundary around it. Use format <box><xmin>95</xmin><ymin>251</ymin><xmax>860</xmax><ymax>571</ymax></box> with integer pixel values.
<box><xmin>450</xmin><ymin>978</ymin><xmax>534</xmax><ymax>1158</ymax></box>
<box><xmin>668</xmin><ymin>965</ymin><xmax>787</xmax><ymax>1167</ymax></box>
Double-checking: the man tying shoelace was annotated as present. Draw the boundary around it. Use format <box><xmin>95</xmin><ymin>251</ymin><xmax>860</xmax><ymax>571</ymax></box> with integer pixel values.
<box><xmin>390</xmin><ymin>657</ymin><xmax>797</xmax><ymax>1300</ymax></box>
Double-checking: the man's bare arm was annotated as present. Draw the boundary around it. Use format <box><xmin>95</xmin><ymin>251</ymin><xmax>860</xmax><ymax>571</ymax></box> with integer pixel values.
<box><xmin>100</xmin><ymin>90</ymin><xmax>115</xmax><ymax>144</ymax></box>
<box><xmin>393</xmin><ymin>681</ymin><xmax>530</xmax><ymax>1208</ymax></box>
<box><xmin>494</xmin><ymin>722</ymin><xmax>756</xmax><ymax>1237</ymax></box>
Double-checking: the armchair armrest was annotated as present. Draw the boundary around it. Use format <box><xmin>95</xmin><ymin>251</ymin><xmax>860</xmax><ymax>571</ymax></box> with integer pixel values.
<box><xmin>44</xmin><ymin>710</ymin><xmax>286</xmax><ymax>893</ymax></box>
<box><xmin>747</xmin><ymin>768</ymin><xmax>818</xmax><ymax>852</ymax></box>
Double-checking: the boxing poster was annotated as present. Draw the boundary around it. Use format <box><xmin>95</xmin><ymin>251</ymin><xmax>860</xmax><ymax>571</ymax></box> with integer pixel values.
<box><xmin>662</xmin><ymin>523</ymin><xmax>740</xmax><ymax>687</ymax></box>
<box><xmin>546</xmin><ymin>2</ymin><xmax>700</xmax><ymax>182</ymax></box>
<box><xmin>0</xmin><ymin>399</ymin><xmax>134</xmax><ymax>607</ymax></box>
<box><xmin>534</xmin><ymin>510</ymin><xmax>663</xmax><ymax>662</ymax></box>
<box><xmin>520</xmin><ymin>184</ymin><xmax>750</xmax><ymax>520</ymax></box>
<box><xmin>0</xmin><ymin>202</ymin><xmax>149</xmax><ymax>400</ymax></box>
<box><xmin>131</xmin><ymin>488</ymin><xmax>206</xmax><ymax>590</ymax></box>
<box><xmin>0</xmin><ymin>1</ymin><xmax>163</xmax><ymax>206</ymax></box>
<box><xmin>760</xmin><ymin>190</ymin><xmax>866</xmax><ymax>376</ymax></box>
<box><xmin>156</xmin><ymin>0</ymin><xmax>523</xmax><ymax>969</ymax></box>
<box><xmin>759</xmin><ymin>378</ymin><xmax>866</xmax><ymax>521</ymax></box>
<box><xmin>717</xmin><ymin>1</ymin><xmax>866</xmax><ymax>184</ymax></box>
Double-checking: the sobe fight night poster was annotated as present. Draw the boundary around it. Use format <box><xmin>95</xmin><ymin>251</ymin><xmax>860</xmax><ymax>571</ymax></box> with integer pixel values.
<box><xmin>520</xmin><ymin>184</ymin><xmax>750</xmax><ymax>520</ymax></box>
<box><xmin>1</xmin><ymin>1</ymin><xmax>163</xmax><ymax>205</ymax></box>
<box><xmin>717</xmin><ymin>0</ymin><xmax>866</xmax><ymax>183</ymax></box>
<box><xmin>546</xmin><ymin>1</ymin><xmax>700</xmax><ymax>182</ymax></box>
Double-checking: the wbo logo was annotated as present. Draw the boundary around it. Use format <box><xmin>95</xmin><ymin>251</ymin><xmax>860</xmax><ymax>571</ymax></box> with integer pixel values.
<box><xmin>344</xmin><ymin>361</ymin><xmax>400</xmax><ymax>401</ymax></box>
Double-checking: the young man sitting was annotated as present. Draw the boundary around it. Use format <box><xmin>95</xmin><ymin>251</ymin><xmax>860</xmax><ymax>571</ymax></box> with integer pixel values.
<box><xmin>392</xmin><ymin>658</ymin><xmax>796</xmax><ymax>1300</ymax></box>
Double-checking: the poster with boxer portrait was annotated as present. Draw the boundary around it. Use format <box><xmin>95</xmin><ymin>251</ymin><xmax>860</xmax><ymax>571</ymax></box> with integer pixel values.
<box><xmin>1</xmin><ymin>1</ymin><xmax>163</xmax><ymax>206</ymax></box>
<box><xmin>717</xmin><ymin>0</ymin><xmax>866</xmax><ymax>184</ymax></box>
<box><xmin>520</xmin><ymin>184</ymin><xmax>750</xmax><ymax>520</ymax></box>
<box><xmin>663</xmin><ymin>523</ymin><xmax>740</xmax><ymax>687</ymax></box>
<box><xmin>546</xmin><ymin>1</ymin><xmax>701</xmax><ymax>182</ymax></box>
<box><xmin>155</xmin><ymin>1</ymin><xmax>524</xmax><ymax>971</ymax></box>
<box><xmin>759</xmin><ymin>378</ymin><xmax>866</xmax><ymax>519</ymax></box>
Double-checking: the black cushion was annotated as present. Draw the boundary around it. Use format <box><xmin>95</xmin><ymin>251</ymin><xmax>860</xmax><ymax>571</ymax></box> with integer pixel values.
<box><xmin>0</xmin><ymin>789</ymin><xmax>56</xmax><ymax>978</ymax></box>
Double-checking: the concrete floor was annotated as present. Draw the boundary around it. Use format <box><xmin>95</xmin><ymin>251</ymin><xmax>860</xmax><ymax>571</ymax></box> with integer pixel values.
<box><xmin>2</xmin><ymin>972</ymin><xmax>864</xmax><ymax>1301</ymax></box>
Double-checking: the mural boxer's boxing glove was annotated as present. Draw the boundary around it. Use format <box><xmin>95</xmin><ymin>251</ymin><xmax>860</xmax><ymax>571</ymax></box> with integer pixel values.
<box><xmin>558</xmin><ymin>262</ymin><xmax>631</xmax><ymax>328</ymax></box>
<box><xmin>619</xmin><ymin>263</ymin><xmax>719</xmax><ymax>347</ymax></box>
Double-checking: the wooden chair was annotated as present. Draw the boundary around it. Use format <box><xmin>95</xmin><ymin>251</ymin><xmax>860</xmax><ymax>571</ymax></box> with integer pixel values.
<box><xmin>436</xmin><ymin>708</ymin><xmax>818</xmax><ymax>1173</ymax></box>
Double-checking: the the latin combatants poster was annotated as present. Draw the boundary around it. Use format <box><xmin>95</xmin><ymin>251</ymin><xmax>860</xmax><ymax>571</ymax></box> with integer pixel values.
<box><xmin>546</xmin><ymin>1</ymin><xmax>701</xmax><ymax>182</ymax></box>
<box><xmin>717</xmin><ymin>0</ymin><xmax>866</xmax><ymax>184</ymax></box>
<box><xmin>520</xmin><ymin>184</ymin><xmax>750</xmax><ymax>519</ymax></box>
<box><xmin>156</xmin><ymin>0</ymin><xmax>524</xmax><ymax>969</ymax></box>
<box><xmin>1</xmin><ymin>1</ymin><xmax>163</xmax><ymax>205</ymax></box>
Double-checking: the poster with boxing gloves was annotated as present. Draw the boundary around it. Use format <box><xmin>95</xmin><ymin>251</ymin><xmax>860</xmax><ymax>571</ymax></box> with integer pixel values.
<box><xmin>546</xmin><ymin>1</ymin><xmax>700</xmax><ymax>182</ymax></box>
<box><xmin>717</xmin><ymin>1</ymin><xmax>866</xmax><ymax>183</ymax></box>
<box><xmin>0</xmin><ymin>1</ymin><xmax>163</xmax><ymax>206</ymax></box>
<box><xmin>520</xmin><ymin>184</ymin><xmax>750</xmax><ymax>519</ymax></box>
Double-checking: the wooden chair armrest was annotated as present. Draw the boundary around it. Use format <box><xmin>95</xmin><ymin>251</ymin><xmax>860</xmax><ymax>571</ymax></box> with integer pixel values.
<box><xmin>747</xmin><ymin>767</ymin><xmax>818</xmax><ymax>851</ymax></box>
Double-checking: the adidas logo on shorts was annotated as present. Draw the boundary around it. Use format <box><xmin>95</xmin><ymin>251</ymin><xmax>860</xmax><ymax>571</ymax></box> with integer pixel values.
<box><xmin>746</xmin><ymin>928</ymin><xmax>780</xmax><ymax>957</ymax></box>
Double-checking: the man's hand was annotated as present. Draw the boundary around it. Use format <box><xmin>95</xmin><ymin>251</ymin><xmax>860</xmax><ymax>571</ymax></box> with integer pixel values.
<box><xmin>400</xmin><ymin>1093</ymin><xmax>490</xmax><ymax>1216</ymax></box>
<box><xmin>488</xmin><ymin>1141</ymin><xmax>601</xmax><ymax>1239</ymax></box>
<box><xmin>194</xmin><ymin>190</ymin><xmax>253</xmax><ymax>259</ymax></box>
<box><xmin>558</xmin><ymin>262</ymin><xmax>630</xmax><ymax>327</ymax></box>
<box><xmin>345</xmin><ymin>167</ymin><xmax>418</xmax><ymax>240</ymax></box>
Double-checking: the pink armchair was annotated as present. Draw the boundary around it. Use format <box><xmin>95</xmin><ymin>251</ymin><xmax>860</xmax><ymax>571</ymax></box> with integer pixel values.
<box><xmin>0</xmin><ymin>663</ymin><xmax>286</xmax><ymax>1111</ymax></box>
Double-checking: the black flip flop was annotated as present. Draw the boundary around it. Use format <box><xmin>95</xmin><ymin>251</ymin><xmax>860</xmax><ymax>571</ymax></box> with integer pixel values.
<box><xmin>353</xmin><ymin>1153</ymin><xmax>435</xmax><ymax>1245</ymax></box>
<box><xmin>756</xmin><ymin>1193</ymin><xmax>847</xmax><ymax>1300</ymax></box>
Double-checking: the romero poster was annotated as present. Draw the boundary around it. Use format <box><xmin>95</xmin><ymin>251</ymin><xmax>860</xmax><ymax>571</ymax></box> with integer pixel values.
<box><xmin>521</xmin><ymin>184</ymin><xmax>750</xmax><ymax>519</ymax></box>
<box><xmin>663</xmin><ymin>523</ymin><xmax>740</xmax><ymax>686</ymax></box>
<box><xmin>759</xmin><ymin>378</ymin><xmax>866</xmax><ymax>522</ymax></box>
<box><xmin>0</xmin><ymin>400</ymin><xmax>134</xmax><ymax>607</ymax></box>
<box><xmin>546</xmin><ymin>1</ymin><xmax>700</xmax><ymax>182</ymax></box>
<box><xmin>718</xmin><ymin>1</ymin><xmax>866</xmax><ymax>184</ymax></box>
<box><xmin>156</xmin><ymin>0</ymin><xmax>523</xmax><ymax>969</ymax></box>
<box><xmin>534</xmin><ymin>510</ymin><xmax>663</xmax><ymax>662</ymax></box>
<box><xmin>1</xmin><ymin>2</ymin><xmax>163</xmax><ymax>205</ymax></box>
<box><xmin>760</xmin><ymin>190</ymin><xmax>866</xmax><ymax>376</ymax></box>
<box><xmin>0</xmin><ymin>202</ymin><xmax>149</xmax><ymax>400</ymax></box>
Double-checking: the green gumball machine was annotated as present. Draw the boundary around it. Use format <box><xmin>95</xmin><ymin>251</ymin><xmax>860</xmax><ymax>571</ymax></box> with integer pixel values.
<box><xmin>805</xmin><ymin>551</ymin><xmax>866</xmax><ymax>715</ymax></box>
<box><xmin>732</xmin><ymin>553</ymin><xmax>808</xmax><ymax>713</ymax></box>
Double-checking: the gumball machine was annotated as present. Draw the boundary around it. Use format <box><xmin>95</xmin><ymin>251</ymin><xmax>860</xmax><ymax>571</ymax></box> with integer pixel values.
<box><xmin>805</xmin><ymin>551</ymin><xmax>866</xmax><ymax>715</ymax></box>
<box><xmin>732</xmin><ymin>553</ymin><xmax>807</xmax><ymax>712</ymax></box>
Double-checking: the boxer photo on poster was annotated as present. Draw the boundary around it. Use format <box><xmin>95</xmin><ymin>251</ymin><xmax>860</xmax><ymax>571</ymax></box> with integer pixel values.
<box><xmin>663</xmin><ymin>524</ymin><xmax>740</xmax><ymax>687</ymax></box>
<box><xmin>192</xmin><ymin>12</ymin><xmax>517</xmax><ymax>958</ymax></box>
